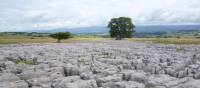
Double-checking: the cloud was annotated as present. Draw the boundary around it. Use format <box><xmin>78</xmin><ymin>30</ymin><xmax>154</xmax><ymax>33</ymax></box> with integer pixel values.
<box><xmin>0</xmin><ymin>0</ymin><xmax>200</xmax><ymax>31</ymax></box>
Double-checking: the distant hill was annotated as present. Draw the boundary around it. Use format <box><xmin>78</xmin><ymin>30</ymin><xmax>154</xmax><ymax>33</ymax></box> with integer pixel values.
<box><xmin>29</xmin><ymin>24</ymin><xmax>200</xmax><ymax>34</ymax></box>
<box><xmin>135</xmin><ymin>24</ymin><xmax>200</xmax><ymax>33</ymax></box>
<box><xmin>30</xmin><ymin>26</ymin><xmax>108</xmax><ymax>34</ymax></box>
<box><xmin>2</xmin><ymin>24</ymin><xmax>200</xmax><ymax>38</ymax></box>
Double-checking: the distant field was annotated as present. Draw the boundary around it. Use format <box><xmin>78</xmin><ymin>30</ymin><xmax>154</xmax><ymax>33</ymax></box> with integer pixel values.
<box><xmin>0</xmin><ymin>37</ymin><xmax>112</xmax><ymax>44</ymax></box>
<box><xmin>1</xmin><ymin>34</ymin><xmax>200</xmax><ymax>44</ymax></box>
<box><xmin>128</xmin><ymin>38</ymin><xmax>200</xmax><ymax>45</ymax></box>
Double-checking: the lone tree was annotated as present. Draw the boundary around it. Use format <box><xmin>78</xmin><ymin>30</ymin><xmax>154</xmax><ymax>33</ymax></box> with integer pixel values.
<box><xmin>108</xmin><ymin>17</ymin><xmax>135</xmax><ymax>40</ymax></box>
<box><xmin>49</xmin><ymin>32</ymin><xmax>71</xmax><ymax>43</ymax></box>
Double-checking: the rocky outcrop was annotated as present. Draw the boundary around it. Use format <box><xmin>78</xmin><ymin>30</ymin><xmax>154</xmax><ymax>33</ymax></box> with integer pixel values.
<box><xmin>0</xmin><ymin>73</ymin><xmax>28</xmax><ymax>88</ymax></box>
<box><xmin>0</xmin><ymin>41</ymin><xmax>200</xmax><ymax>88</ymax></box>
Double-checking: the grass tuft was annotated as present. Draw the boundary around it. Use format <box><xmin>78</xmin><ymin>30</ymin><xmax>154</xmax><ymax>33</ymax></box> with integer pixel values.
<box><xmin>16</xmin><ymin>60</ymin><xmax>37</xmax><ymax>65</ymax></box>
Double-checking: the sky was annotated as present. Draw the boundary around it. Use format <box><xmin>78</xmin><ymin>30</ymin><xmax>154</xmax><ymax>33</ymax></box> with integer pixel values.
<box><xmin>0</xmin><ymin>0</ymin><xmax>200</xmax><ymax>31</ymax></box>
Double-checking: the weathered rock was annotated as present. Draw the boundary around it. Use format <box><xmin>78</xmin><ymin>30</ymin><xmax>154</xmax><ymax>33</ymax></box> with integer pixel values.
<box><xmin>173</xmin><ymin>80</ymin><xmax>200</xmax><ymax>88</ymax></box>
<box><xmin>19</xmin><ymin>70</ymin><xmax>48</xmax><ymax>80</ymax></box>
<box><xmin>54</xmin><ymin>78</ymin><xmax>97</xmax><ymax>88</ymax></box>
<box><xmin>147</xmin><ymin>74</ymin><xmax>177</xmax><ymax>87</ymax></box>
<box><xmin>122</xmin><ymin>70</ymin><xmax>147</xmax><ymax>83</ymax></box>
<box><xmin>0</xmin><ymin>41</ymin><xmax>200</xmax><ymax>87</ymax></box>
<box><xmin>193</xmin><ymin>72</ymin><xmax>200</xmax><ymax>79</ymax></box>
<box><xmin>63</xmin><ymin>65</ymin><xmax>80</xmax><ymax>76</ymax></box>
<box><xmin>47</xmin><ymin>67</ymin><xmax>65</xmax><ymax>79</ymax></box>
<box><xmin>103</xmin><ymin>81</ymin><xmax>145</xmax><ymax>88</ymax></box>
<box><xmin>164</xmin><ymin>77</ymin><xmax>191</xmax><ymax>88</ymax></box>
<box><xmin>27</xmin><ymin>77</ymin><xmax>51</xmax><ymax>87</ymax></box>
<box><xmin>96</xmin><ymin>74</ymin><xmax>122</xmax><ymax>87</ymax></box>
<box><xmin>52</xmin><ymin>76</ymin><xmax>80</xmax><ymax>87</ymax></box>
<box><xmin>4</xmin><ymin>61</ymin><xmax>22</xmax><ymax>74</ymax></box>
<box><xmin>80</xmin><ymin>72</ymin><xmax>93</xmax><ymax>80</ymax></box>
<box><xmin>0</xmin><ymin>73</ymin><xmax>20</xmax><ymax>82</ymax></box>
<box><xmin>0</xmin><ymin>80</ymin><xmax>29</xmax><ymax>88</ymax></box>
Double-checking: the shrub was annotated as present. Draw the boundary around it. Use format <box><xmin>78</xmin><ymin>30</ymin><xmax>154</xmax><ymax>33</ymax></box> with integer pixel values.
<box><xmin>49</xmin><ymin>32</ymin><xmax>71</xmax><ymax>43</ymax></box>
<box><xmin>16</xmin><ymin>59</ymin><xmax>38</xmax><ymax>65</ymax></box>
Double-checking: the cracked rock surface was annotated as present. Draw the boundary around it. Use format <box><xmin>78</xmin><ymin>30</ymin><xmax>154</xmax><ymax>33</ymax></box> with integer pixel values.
<box><xmin>0</xmin><ymin>40</ymin><xmax>200</xmax><ymax>88</ymax></box>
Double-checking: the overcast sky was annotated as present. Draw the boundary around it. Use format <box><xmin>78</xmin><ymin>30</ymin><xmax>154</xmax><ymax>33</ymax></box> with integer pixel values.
<box><xmin>0</xmin><ymin>0</ymin><xmax>200</xmax><ymax>31</ymax></box>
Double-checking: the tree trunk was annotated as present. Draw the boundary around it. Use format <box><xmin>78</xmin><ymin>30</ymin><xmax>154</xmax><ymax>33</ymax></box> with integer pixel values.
<box><xmin>115</xmin><ymin>35</ymin><xmax>122</xmax><ymax>40</ymax></box>
<box><xmin>57</xmin><ymin>39</ymin><xmax>61</xmax><ymax>43</ymax></box>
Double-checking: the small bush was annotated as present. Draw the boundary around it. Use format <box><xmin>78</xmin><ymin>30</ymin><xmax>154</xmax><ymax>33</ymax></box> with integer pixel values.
<box><xmin>49</xmin><ymin>32</ymin><xmax>71</xmax><ymax>43</ymax></box>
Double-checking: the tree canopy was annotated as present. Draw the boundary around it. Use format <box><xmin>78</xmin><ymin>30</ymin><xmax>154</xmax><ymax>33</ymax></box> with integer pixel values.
<box><xmin>108</xmin><ymin>17</ymin><xmax>135</xmax><ymax>40</ymax></box>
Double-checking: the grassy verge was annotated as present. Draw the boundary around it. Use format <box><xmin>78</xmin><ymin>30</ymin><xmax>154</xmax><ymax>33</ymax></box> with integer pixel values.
<box><xmin>0</xmin><ymin>37</ymin><xmax>112</xmax><ymax>44</ymax></box>
<box><xmin>1</xmin><ymin>35</ymin><xmax>200</xmax><ymax>45</ymax></box>
<box><xmin>0</xmin><ymin>38</ymin><xmax>53</xmax><ymax>44</ymax></box>
<box><xmin>128</xmin><ymin>38</ymin><xmax>200</xmax><ymax>45</ymax></box>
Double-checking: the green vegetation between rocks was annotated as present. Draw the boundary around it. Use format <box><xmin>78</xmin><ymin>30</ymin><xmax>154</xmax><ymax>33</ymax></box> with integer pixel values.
<box><xmin>15</xmin><ymin>59</ymin><xmax>38</xmax><ymax>65</ymax></box>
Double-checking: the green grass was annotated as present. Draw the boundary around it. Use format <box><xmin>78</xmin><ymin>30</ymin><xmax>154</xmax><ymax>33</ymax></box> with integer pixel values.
<box><xmin>16</xmin><ymin>60</ymin><xmax>37</xmax><ymax>65</ymax></box>
<box><xmin>0</xmin><ymin>36</ymin><xmax>112</xmax><ymax>44</ymax></box>
<box><xmin>1</xmin><ymin>34</ymin><xmax>200</xmax><ymax>45</ymax></box>
<box><xmin>0</xmin><ymin>38</ymin><xmax>53</xmax><ymax>44</ymax></box>
<box><xmin>128</xmin><ymin>38</ymin><xmax>200</xmax><ymax>45</ymax></box>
